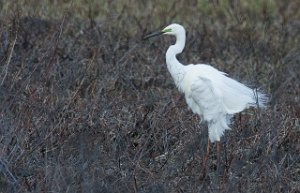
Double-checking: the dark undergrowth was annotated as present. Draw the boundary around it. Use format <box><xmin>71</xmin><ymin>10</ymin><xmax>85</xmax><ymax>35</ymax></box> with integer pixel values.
<box><xmin>0</xmin><ymin>0</ymin><xmax>299</xmax><ymax>192</ymax></box>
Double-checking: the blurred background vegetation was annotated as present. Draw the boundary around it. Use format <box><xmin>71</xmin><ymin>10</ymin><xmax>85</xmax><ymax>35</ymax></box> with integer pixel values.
<box><xmin>0</xmin><ymin>0</ymin><xmax>299</xmax><ymax>192</ymax></box>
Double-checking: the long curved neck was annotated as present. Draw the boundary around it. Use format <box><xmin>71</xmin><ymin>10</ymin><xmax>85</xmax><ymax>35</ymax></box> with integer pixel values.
<box><xmin>166</xmin><ymin>33</ymin><xmax>186</xmax><ymax>92</ymax></box>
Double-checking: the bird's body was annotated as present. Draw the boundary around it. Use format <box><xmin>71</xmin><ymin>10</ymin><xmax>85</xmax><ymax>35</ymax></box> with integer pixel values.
<box><xmin>169</xmin><ymin>63</ymin><xmax>266</xmax><ymax>142</ymax></box>
<box><xmin>144</xmin><ymin>23</ymin><xmax>267</xmax><ymax>175</ymax></box>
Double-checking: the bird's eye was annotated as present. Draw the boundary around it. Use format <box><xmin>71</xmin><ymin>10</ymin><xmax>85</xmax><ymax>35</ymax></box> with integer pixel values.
<box><xmin>163</xmin><ymin>28</ymin><xmax>172</xmax><ymax>33</ymax></box>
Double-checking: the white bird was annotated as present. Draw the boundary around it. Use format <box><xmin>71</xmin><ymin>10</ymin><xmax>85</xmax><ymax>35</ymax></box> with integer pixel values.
<box><xmin>144</xmin><ymin>23</ymin><xmax>267</xmax><ymax>175</ymax></box>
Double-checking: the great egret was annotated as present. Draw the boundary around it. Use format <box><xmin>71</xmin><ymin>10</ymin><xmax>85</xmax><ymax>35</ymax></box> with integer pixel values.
<box><xmin>144</xmin><ymin>23</ymin><xmax>267</xmax><ymax>175</ymax></box>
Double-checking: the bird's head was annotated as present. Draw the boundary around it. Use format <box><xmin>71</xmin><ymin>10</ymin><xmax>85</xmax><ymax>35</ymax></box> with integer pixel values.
<box><xmin>162</xmin><ymin>23</ymin><xmax>185</xmax><ymax>36</ymax></box>
<box><xmin>143</xmin><ymin>23</ymin><xmax>185</xmax><ymax>39</ymax></box>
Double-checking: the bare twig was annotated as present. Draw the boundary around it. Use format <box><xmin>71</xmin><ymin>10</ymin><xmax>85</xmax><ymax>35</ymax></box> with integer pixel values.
<box><xmin>0</xmin><ymin>157</ymin><xmax>19</xmax><ymax>187</ymax></box>
<box><xmin>1</xmin><ymin>32</ymin><xmax>17</xmax><ymax>86</ymax></box>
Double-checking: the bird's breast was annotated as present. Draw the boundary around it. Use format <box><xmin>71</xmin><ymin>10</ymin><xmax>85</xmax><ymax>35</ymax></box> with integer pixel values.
<box><xmin>180</xmin><ymin>70</ymin><xmax>198</xmax><ymax>94</ymax></box>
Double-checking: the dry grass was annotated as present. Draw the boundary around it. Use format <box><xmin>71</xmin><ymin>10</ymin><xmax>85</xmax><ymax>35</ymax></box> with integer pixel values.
<box><xmin>0</xmin><ymin>0</ymin><xmax>299</xmax><ymax>192</ymax></box>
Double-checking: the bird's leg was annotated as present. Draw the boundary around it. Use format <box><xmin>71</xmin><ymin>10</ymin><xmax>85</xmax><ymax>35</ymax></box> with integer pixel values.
<box><xmin>216</xmin><ymin>141</ymin><xmax>221</xmax><ymax>177</ymax></box>
<box><xmin>201</xmin><ymin>138</ymin><xmax>211</xmax><ymax>178</ymax></box>
<box><xmin>223</xmin><ymin>137</ymin><xmax>228</xmax><ymax>172</ymax></box>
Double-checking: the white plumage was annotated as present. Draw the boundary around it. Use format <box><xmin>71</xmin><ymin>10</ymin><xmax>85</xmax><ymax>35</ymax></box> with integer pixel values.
<box><xmin>144</xmin><ymin>23</ymin><xmax>267</xmax><ymax>143</ymax></box>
